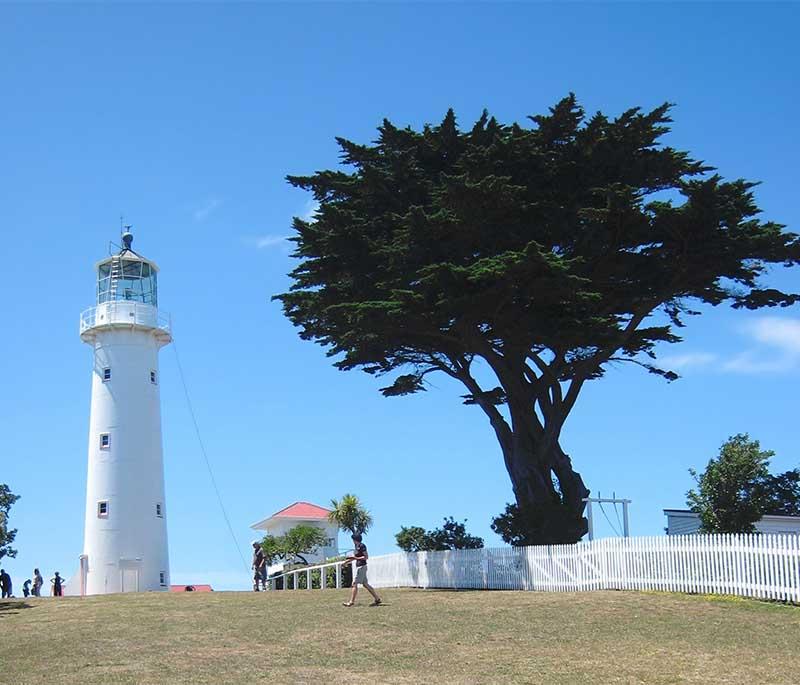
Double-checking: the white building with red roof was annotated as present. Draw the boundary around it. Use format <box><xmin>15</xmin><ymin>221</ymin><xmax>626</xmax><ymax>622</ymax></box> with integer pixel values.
<box><xmin>250</xmin><ymin>501</ymin><xmax>340</xmax><ymax>572</ymax></box>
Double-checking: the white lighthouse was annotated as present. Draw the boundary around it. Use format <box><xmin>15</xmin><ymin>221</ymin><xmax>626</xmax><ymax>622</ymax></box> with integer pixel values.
<box><xmin>78</xmin><ymin>230</ymin><xmax>171</xmax><ymax>595</ymax></box>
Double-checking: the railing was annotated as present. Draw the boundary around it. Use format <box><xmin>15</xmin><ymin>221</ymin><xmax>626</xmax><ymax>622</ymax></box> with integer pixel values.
<box><xmin>80</xmin><ymin>302</ymin><xmax>171</xmax><ymax>336</ymax></box>
<box><xmin>264</xmin><ymin>536</ymin><xmax>800</xmax><ymax>602</ymax></box>
<box><xmin>362</xmin><ymin>535</ymin><xmax>800</xmax><ymax>602</ymax></box>
<box><xmin>267</xmin><ymin>559</ymin><xmax>354</xmax><ymax>591</ymax></box>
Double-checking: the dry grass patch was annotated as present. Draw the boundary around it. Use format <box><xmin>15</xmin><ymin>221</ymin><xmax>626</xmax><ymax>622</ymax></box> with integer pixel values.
<box><xmin>0</xmin><ymin>589</ymin><xmax>798</xmax><ymax>684</ymax></box>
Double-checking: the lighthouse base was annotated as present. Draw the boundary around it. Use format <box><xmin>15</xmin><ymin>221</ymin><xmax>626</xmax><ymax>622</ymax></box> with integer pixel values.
<box><xmin>81</xmin><ymin>557</ymin><xmax>169</xmax><ymax>595</ymax></box>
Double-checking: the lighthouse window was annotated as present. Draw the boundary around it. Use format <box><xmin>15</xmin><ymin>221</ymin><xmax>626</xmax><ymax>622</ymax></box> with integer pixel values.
<box><xmin>99</xmin><ymin>433</ymin><xmax>110</xmax><ymax>449</ymax></box>
<box><xmin>97</xmin><ymin>263</ymin><xmax>112</xmax><ymax>303</ymax></box>
<box><xmin>102</xmin><ymin>368</ymin><xmax>111</xmax><ymax>382</ymax></box>
<box><xmin>118</xmin><ymin>259</ymin><xmax>158</xmax><ymax>306</ymax></box>
<box><xmin>156</xmin><ymin>503</ymin><xmax>163</xmax><ymax>518</ymax></box>
<box><xmin>97</xmin><ymin>258</ymin><xmax>157</xmax><ymax>306</ymax></box>
<box><xmin>159</xmin><ymin>572</ymin><xmax>166</xmax><ymax>586</ymax></box>
<box><xmin>97</xmin><ymin>501</ymin><xmax>109</xmax><ymax>518</ymax></box>
<box><xmin>150</xmin><ymin>370</ymin><xmax>158</xmax><ymax>385</ymax></box>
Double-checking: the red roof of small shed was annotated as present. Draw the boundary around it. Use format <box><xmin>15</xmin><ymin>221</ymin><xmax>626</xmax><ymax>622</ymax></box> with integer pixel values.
<box><xmin>271</xmin><ymin>501</ymin><xmax>332</xmax><ymax>519</ymax></box>
<box><xmin>170</xmin><ymin>584</ymin><xmax>214</xmax><ymax>592</ymax></box>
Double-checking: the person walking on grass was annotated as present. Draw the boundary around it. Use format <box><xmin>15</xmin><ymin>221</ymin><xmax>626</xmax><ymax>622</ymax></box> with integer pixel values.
<box><xmin>342</xmin><ymin>533</ymin><xmax>381</xmax><ymax>607</ymax></box>
<box><xmin>32</xmin><ymin>568</ymin><xmax>43</xmax><ymax>597</ymax></box>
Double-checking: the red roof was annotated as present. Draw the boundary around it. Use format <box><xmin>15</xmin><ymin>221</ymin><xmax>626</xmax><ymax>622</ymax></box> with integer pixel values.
<box><xmin>170</xmin><ymin>584</ymin><xmax>214</xmax><ymax>593</ymax></box>
<box><xmin>271</xmin><ymin>501</ymin><xmax>332</xmax><ymax>519</ymax></box>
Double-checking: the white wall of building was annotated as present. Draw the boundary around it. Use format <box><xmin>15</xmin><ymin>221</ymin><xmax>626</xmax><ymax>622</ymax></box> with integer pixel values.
<box><xmin>664</xmin><ymin>509</ymin><xmax>800</xmax><ymax>536</ymax></box>
<box><xmin>258</xmin><ymin>519</ymin><xmax>339</xmax><ymax>573</ymax></box>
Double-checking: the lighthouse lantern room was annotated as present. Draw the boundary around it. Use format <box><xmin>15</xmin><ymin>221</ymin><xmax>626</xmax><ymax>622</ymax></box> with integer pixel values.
<box><xmin>79</xmin><ymin>230</ymin><xmax>171</xmax><ymax>594</ymax></box>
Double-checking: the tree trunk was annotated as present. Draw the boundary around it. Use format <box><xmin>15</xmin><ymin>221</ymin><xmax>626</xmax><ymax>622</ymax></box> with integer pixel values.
<box><xmin>504</xmin><ymin>435</ymin><xmax>590</xmax><ymax>543</ymax></box>
<box><xmin>459</xmin><ymin>355</ymin><xmax>590</xmax><ymax>543</ymax></box>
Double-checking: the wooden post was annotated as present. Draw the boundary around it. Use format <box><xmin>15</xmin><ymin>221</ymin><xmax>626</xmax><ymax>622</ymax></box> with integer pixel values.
<box><xmin>586</xmin><ymin>500</ymin><xmax>594</xmax><ymax>541</ymax></box>
<box><xmin>336</xmin><ymin>562</ymin><xmax>342</xmax><ymax>589</ymax></box>
<box><xmin>622</xmin><ymin>501</ymin><xmax>630</xmax><ymax>538</ymax></box>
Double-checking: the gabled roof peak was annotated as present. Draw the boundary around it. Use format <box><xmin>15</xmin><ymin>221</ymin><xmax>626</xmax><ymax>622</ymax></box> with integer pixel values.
<box><xmin>250</xmin><ymin>501</ymin><xmax>335</xmax><ymax>530</ymax></box>
<box><xmin>271</xmin><ymin>501</ymin><xmax>332</xmax><ymax>519</ymax></box>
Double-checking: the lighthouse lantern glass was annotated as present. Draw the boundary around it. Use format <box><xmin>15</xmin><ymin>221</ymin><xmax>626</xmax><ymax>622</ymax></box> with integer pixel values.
<box><xmin>97</xmin><ymin>259</ymin><xmax>158</xmax><ymax>306</ymax></box>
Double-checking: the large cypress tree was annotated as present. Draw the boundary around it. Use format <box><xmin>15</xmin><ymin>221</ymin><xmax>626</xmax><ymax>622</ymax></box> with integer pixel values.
<box><xmin>0</xmin><ymin>484</ymin><xmax>20</xmax><ymax>561</ymax></box>
<box><xmin>275</xmin><ymin>96</ymin><xmax>799</xmax><ymax>542</ymax></box>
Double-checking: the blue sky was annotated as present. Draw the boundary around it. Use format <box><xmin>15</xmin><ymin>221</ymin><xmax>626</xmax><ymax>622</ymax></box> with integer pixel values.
<box><xmin>1</xmin><ymin>3</ymin><xmax>798</xmax><ymax>591</ymax></box>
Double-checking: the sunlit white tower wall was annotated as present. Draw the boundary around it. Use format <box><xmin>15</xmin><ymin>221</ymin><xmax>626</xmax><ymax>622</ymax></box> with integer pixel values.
<box><xmin>79</xmin><ymin>231</ymin><xmax>171</xmax><ymax>594</ymax></box>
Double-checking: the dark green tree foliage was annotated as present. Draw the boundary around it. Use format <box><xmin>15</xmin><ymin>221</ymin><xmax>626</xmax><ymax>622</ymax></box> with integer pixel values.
<box><xmin>277</xmin><ymin>524</ymin><xmax>329</xmax><ymax>565</ymax></box>
<box><xmin>276</xmin><ymin>96</ymin><xmax>800</xmax><ymax>543</ymax></box>
<box><xmin>760</xmin><ymin>470</ymin><xmax>800</xmax><ymax>516</ymax></box>
<box><xmin>491</xmin><ymin>501</ymin><xmax>582</xmax><ymax>546</ymax></box>
<box><xmin>687</xmin><ymin>436</ymin><xmax>800</xmax><ymax>532</ymax></box>
<box><xmin>395</xmin><ymin>526</ymin><xmax>428</xmax><ymax>552</ymax></box>
<box><xmin>328</xmin><ymin>494</ymin><xmax>373</xmax><ymax>537</ymax></box>
<box><xmin>259</xmin><ymin>535</ymin><xmax>284</xmax><ymax>566</ymax></box>
<box><xmin>395</xmin><ymin>517</ymin><xmax>484</xmax><ymax>551</ymax></box>
<box><xmin>687</xmin><ymin>434</ymin><xmax>772</xmax><ymax>533</ymax></box>
<box><xmin>0</xmin><ymin>484</ymin><xmax>20</xmax><ymax>561</ymax></box>
<box><xmin>425</xmin><ymin>517</ymin><xmax>484</xmax><ymax>550</ymax></box>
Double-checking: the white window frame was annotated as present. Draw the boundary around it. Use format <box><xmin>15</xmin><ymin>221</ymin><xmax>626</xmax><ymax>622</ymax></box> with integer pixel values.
<box><xmin>99</xmin><ymin>433</ymin><xmax>110</xmax><ymax>450</ymax></box>
<box><xmin>102</xmin><ymin>367</ymin><xmax>111</xmax><ymax>382</ymax></box>
<box><xmin>97</xmin><ymin>500</ymin><xmax>109</xmax><ymax>518</ymax></box>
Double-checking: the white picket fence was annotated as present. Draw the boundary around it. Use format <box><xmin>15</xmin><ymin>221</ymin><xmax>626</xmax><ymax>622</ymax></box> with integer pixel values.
<box><xmin>365</xmin><ymin>535</ymin><xmax>800</xmax><ymax>602</ymax></box>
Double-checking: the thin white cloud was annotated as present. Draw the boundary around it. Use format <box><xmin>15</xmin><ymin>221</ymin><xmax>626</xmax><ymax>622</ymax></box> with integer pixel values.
<box><xmin>239</xmin><ymin>200</ymin><xmax>315</xmax><ymax>251</ymax></box>
<box><xmin>723</xmin><ymin>317</ymin><xmax>800</xmax><ymax>374</ymax></box>
<box><xmin>255</xmin><ymin>234</ymin><xmax>290</xmax><ymax>249</ymax></box>
<box><xmin>722</xmin><ymin>353</ymin><xmax>790</xmax><ymax>374</ymax></box>
<box><xmin>300</xmin><ymin>199</ymin><xmax>319</xmax><ymax>222</ymax></box>
<box><xmin>194</xmin><ymin>197</ymin><xmax>222</xmax><ymax>222</ymax></box>
<box><xmin>657</xmin><ymin>352</ymin><xmax>717</xmax><ymax>370</ymax></box>
<box><xmin>651</xmin><ymin>318</ymin><xmax>800</xmax><ymax>376</ymax></box>
<box><xmin>744</xmin><ymin>317</ymin><xmax>800</xmax><ymax>355</ymax></box>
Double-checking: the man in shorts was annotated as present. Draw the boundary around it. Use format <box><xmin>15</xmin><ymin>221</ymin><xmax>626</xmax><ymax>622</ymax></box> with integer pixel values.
<box><xmin>252</xmin><ymin>541</ymin><xmax>266</xmax><ymax>591</ymax></box>
<box><xmin>342</xmin><ymin>533</ymin><xmax>381</xmax><ymax>607</ymax></box>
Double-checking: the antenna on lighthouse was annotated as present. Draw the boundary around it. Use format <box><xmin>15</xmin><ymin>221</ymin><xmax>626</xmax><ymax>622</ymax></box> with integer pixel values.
<box><xmin>121</xmin><ymin>227</ymin><xmax>133</xmax><ymax>251</ymax></box>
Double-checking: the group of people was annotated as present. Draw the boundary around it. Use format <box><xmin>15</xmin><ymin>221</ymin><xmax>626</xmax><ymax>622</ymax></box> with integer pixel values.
<box><xmin>0</xmin><ymin>568</ymin><xmax>65</xmax><ymax>598</ymax></box>
<box><xmin>251</xmin><ymin>532</ymin><xmax>382</xmax><ymax>606</ymax></box>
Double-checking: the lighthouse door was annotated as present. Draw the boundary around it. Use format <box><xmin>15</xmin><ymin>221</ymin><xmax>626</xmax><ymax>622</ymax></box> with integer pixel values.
<box><xmin>119</xmin><ymin>559</ymin><xmax>141</xmax><ymax>593</ymax></box>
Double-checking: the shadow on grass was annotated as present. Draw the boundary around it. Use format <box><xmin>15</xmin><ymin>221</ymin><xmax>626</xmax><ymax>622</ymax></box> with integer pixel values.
<box><xmin>0</xmin><ymin>600</ymin><xmax>34</xmax><ymax>617</ymax></box>
<box><xmin>404</xmin><ymin>588</ymin><xmax>493</xmax><ymax>593</ymax></box>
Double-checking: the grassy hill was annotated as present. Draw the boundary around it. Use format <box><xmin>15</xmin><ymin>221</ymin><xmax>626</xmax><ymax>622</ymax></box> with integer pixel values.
<box><xmin>1</xmin><ymin>588</ymin><xmax>798</xmax><ymax>684</ymax></box>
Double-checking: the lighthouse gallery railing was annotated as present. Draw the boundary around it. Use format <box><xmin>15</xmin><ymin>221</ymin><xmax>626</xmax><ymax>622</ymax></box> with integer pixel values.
<box><xmin>80</xmin><ymin>302</ymin><xmax>171</xmax><ymax>335</ymax></box>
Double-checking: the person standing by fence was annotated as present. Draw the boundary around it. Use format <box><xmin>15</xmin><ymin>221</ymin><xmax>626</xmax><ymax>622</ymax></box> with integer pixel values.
<box><xmin>342</xmin><ymin>533</ymin><xmax>381</xmax><ymax>607</ymax></box>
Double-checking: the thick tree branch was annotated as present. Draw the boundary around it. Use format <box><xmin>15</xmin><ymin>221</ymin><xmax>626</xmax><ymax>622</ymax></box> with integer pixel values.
<box><xmin>449</xmin><ymin>355</ymin><xmax>514</xmax><ymax>456</ymax></box>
